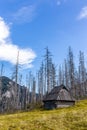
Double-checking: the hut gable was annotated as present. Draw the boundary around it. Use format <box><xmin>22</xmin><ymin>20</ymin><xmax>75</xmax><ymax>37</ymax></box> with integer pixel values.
<box><xmin>57</xmin><ymin>88</ymin><xmax>74</xmax><ymax>101</ymax></box>
<box><xmin>43</xmin><ymin>85</ymin><xmax>75</xmax><ymax>109</ymax></box>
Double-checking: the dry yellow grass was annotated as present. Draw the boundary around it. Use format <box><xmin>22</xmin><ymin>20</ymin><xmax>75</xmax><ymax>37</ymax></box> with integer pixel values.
<box><xmin>0</xmin><ymin>100</ymin><xmax>87</xmax><ymax>130</ymax></box>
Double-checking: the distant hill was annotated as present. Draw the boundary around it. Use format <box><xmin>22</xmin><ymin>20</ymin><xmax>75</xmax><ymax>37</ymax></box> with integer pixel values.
<box><xmin>0</xmin><ymin>99</ymin><xmax>87</xmax><ymax>130</ymax></box>
<box><xmin>0</xmin><ymin>76</ymin><xmax>30</xmax><ymax>113</ymax></box>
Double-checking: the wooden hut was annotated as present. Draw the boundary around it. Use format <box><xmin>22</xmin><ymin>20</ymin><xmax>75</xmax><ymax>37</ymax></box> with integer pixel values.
<box><xmin>43</xmin><ymin>85</ymin><xmax>75</xmax><ymax>109</ymax></box>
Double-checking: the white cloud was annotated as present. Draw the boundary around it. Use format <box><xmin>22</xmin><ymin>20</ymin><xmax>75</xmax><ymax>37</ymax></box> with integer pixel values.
<box><xmin>0</xmin><ymin>17</ymin><xmax>36</xmax><ymax>68</ymax></box>
<box><xmin>0</xmin><ymin>17</ymin><xmax>10</xmax><ymax>43</ymax></box>
<box><xmin>78</xmin><ymin>6</ymin><xmax>87</xmax><ymax>20</ymax></box>
<box><xmin>13</xmin><ymin>5</ymin><xmax>36</xmax><ymax>24</ymax></box>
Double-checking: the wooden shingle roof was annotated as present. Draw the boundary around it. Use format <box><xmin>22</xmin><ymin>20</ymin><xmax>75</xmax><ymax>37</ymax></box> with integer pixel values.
<box><xmin>43</xmin><ymin>85</ymin><xmax>75</xmax><ymax>101</ymax></box>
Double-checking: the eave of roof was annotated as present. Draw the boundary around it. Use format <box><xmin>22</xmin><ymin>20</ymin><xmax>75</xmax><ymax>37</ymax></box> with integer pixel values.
<box><xmin>43</xmin><ymin>99</ymin><xmax>75</xmax><ymax>102</ymax></box>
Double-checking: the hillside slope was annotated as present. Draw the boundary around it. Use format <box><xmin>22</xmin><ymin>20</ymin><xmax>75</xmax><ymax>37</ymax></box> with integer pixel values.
<box><xmin>0</xmin><ymin>76</ymin><xmax>30</xmax><ymax>112</ymax></box>
<box><xmin>0</xmin><ymin>100</ymin><xmax>87</xmax><ymax>130</ymax></box>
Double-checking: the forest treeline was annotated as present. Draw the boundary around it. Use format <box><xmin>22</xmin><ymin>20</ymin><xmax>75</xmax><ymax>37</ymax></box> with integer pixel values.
<box><xmin>0</xmin><ymin>46</ymin><xmax>87</xmax><ymax>112</ymax></box>
<box><xmin>28</xmin><ymin>46</ymin><xmax>87</xmax><ymax>101</ymax></box>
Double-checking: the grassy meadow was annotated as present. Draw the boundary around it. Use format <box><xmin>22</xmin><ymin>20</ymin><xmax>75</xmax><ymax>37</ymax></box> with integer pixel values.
<box><xmin>0</xmin><ymin>100</ymin><xmax>87</xmax><ymax>130</ymax></box>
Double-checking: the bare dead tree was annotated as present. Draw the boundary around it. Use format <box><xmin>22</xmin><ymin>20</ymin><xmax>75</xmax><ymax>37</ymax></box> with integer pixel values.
<box><xmin>64</xmin><ymin>59</ymin><xmax>69</xmax><ymax>87</ymax></box>
<box><xmin>12</xmin><ymin>51</ymin><xmax>20</xmax><ymax>109</ymax></box>
<box><xmin>44</xmin><ymin>47</ymin><xmax>54</xmax><ymax>93</ymax></box>
<box><xmin>19</xmin><ymin>74</ymin><xmax>22</xmax><ymax>86</ymax></box>
<box><xmin>51</xmin><ymin>63</ymin><xmax>56</xmax><ymax>88</ymax></box>
<box><xmin>78</xmin><ymin>51</ymin><xmax>86</xmax><ymax>97</ymax></box>
<box><xmin>32</xmin><ymin>77</ymin><xmax>36</xmax><ymax>104</ymax></box>
<box><xmin>58</xmin><ymin>65</ymin><xmax>62</xmax><ymax>85</ymax></box>
<box><xmin>68</xmin><ymin>46</ymin><xmax>75</xmax><ymax>96</ymax></box>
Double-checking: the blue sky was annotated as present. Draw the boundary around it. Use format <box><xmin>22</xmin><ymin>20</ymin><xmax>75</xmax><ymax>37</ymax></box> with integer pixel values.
<box><xmin>0</xmin><ymin>0</ymin><xmax>87</xmax><ymax>78</ymax></box>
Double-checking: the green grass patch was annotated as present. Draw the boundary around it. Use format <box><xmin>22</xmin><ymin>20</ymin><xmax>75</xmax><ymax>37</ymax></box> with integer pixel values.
<box><xmin>0</xmin><ymin>100</ymin><xmax>87</xmax><ymax>130</ymax></box>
